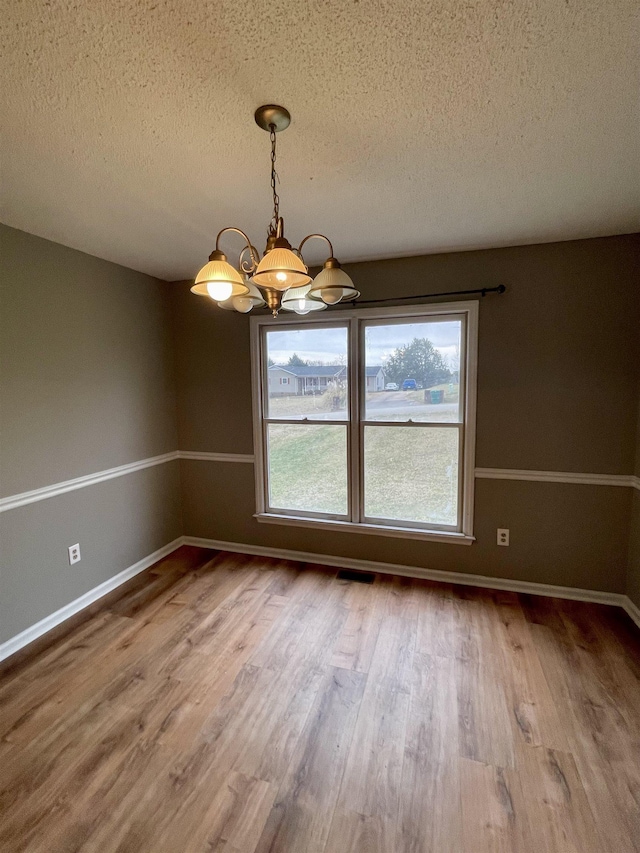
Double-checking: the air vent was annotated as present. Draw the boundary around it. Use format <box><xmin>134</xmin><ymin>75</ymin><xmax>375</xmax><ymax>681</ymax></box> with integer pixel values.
<box><xmin>336</xmin><ymin>569</ymin><xmax>375</xmax><ymax>584</ymax></box>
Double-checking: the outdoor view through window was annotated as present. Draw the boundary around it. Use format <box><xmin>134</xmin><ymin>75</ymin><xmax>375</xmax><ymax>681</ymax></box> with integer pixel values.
<box><xmin>363</xmin><ymin>320</ymin><xmax>462</xmax><ymax>527</ymax></box>
<box><xmin>266</xmin><ymin>326</ymin><xmax>349</xmax><ymax>516</ymax></box>
<box><xmin>258</xmin><ymin>308</ymin><xmax>470</xmax><ymax>534</ymax></box>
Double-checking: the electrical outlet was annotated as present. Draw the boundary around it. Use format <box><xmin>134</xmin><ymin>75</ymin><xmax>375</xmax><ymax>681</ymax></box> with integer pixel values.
<box><xmin>68</xmin><ymin>543</ymin><xmax>81</xmax><ymax>565</ymax></box>
<box><xmin>497</xmin><ymin>528</ymin><xmax>509</xmax><ymax>547</ymax></box>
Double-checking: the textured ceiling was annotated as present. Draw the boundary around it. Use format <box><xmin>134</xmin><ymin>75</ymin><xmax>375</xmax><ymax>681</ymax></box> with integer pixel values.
<box><xmin>1</xmin><ymin>0</ymin><xmax>639</xmax><ymax>280</ymax></box>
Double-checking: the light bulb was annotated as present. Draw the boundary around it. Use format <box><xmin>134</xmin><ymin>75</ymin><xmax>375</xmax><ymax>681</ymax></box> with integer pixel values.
<box><xmin>276</xmin><ymin>272</ymin><xmax>287</xmax><ymax>283</ymax></box>
<box><xmin>232</xmin><ymin>295</ymin><xmax>253</xmax><ymax>313</ymax></box>
<box><xmin>321</xmin><ymin>288</ymin><xmax>343</xmax><ymax>305</ymax></box>
<box><xmin>207</xmin><ymin>281</ymin><xmax>233</xmax><ymax>302</ymax></box>
<box><xmin>298</xmin><ymin>299</ymin><xmax>306</xmax><ymax>311</ymax></box>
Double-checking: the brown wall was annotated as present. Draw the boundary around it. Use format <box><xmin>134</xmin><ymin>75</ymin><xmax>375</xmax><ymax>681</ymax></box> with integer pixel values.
<box><xmin>0</xmin><ymin>225</ymin><xmax>181</xmax><ymax>642</ymax></box>
<box><xmin>172</xmin><ymin>234</ymin><xmax>640</xmax><ymax>594</ymax></box>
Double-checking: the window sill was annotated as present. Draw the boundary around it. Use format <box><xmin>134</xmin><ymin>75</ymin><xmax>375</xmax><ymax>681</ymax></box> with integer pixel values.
<box><xmin>254</xmin><ymin>513</ymin><xmax>475</xmax><ymax>545</ymax></box>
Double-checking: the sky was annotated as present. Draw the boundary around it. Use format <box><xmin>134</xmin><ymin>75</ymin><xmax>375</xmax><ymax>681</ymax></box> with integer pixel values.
<box><xmin>266</xmin><ymin>320</ymin><xmax>461</xmax><ymax>367</ymax></box>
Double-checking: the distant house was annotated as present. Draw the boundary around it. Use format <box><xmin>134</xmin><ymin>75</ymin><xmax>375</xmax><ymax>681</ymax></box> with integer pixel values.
<box><xmin>364</xmin><ymin>365</ymin><xmax>385</xmax><ymax>392</ymax></box>
<box><xmin>268</xmin><ymin>364</ymin><xmax>385</xmax><ymax>395</ymax></box>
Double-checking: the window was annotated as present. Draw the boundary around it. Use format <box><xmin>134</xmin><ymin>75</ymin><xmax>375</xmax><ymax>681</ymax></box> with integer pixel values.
<box><xmin>251</xmin><ymin>303</ymin><xmax>477</xmax><ymax>544</ymax></box>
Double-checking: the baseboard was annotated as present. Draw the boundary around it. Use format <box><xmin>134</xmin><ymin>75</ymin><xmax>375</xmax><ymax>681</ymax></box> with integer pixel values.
<box><xmin>182</xmin><ymin>536</ymin><xmax>627</xmax><ymax>608</ymax></box>
<box><xmin>0</xmin><ymin>537</ymin><xmax>184</xmax><ymax>663</ymax></box>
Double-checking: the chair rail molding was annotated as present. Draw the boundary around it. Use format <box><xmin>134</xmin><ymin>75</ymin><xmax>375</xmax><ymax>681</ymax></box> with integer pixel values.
<box><xmin>474</xmin><ymin>468</ymin><xmax>637</xmax><ymax>488</ymax></box>
<box><xmin>177</xmin><ymin>451</ymin><xmax>255</xmax><ymax>463</ymax></box>
<box><xmin>0</xmin><ymin>452</ymin><xmax>180</xmax><ymax>513</ymax></box>
<box><xmin>2</xmin><ymin>456</ymin><xmax>637</xmax><ymax>514</ymax></box>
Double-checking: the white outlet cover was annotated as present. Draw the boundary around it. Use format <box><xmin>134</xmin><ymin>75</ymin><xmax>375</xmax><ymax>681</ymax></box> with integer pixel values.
<box><xmin>497</xmin><ymin>528</ymin><xmax>510</xmax><ymax>546</ymax></box>
<box><xmin>68</xmin><ymin>543</ymin><xmax>81</xmax><ymax>565</ymax></box>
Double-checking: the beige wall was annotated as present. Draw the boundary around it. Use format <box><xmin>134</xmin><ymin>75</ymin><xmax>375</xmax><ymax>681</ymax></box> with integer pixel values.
<box><xmin>0</xmin><ymin>225</ymin><xmax>181</xmax><ymax>643</ymax></box>
<box><xmin>173</xmin><ymin>234</ymin><xmax>640</xmax><ymax>594</ymax></box>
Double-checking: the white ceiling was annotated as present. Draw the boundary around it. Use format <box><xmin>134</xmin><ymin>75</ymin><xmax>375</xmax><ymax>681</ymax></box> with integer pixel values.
<box><xmin>1</xmin><ymin>0</ymin><xmax>639</xmax><ymax>281</ymax></box>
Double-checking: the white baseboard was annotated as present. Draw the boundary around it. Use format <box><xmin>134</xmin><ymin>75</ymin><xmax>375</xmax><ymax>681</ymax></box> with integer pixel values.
<box><xmin>0</xmin><ymin>537</ymin><xmax>184</xmax><ymax>663</ymax></box>
<box><xmin>183</xmin><ymin>536</ymin><xmax>628</xmax><ymax>608</ymax></box>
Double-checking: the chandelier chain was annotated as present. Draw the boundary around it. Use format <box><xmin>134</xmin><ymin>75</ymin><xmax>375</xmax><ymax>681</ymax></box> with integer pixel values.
<box><xmin>269</xmin><ymin>124</ymin><xmax>280</xmax><ymax>237</ymax></box>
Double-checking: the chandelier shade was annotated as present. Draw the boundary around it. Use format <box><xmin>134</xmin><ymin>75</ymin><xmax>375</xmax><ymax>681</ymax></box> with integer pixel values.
<box><xmin>252</xmin><ymin>247</ymin><xmax>311</xmax><ymax>290</ymax></box>
<box><xmin>191</xmin><ymin>255</ymin><xmax>249</xmax><ymax>302</ymax></box>
<box><xmin>309</xmin><ymin>260</ymin><xmax>359</xmax><ymax>305</ymax></box>
<box><xmin>281</xmin><ymin>284</ymin><xmax>328</xmax><ymax>314</ymax></box>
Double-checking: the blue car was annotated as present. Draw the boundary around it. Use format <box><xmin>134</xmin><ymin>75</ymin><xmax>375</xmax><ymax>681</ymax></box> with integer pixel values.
<box><xmin>402</xmin><ymin>378</ymin><xmax>417</xmax><ymax>390</ymax></box>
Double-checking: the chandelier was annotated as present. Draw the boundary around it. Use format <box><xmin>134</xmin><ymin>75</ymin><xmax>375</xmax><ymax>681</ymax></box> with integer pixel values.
<box><xmin>191</xmin><ymin>105</ymin><xmax>359</xmax><ymax>317</ymax></box>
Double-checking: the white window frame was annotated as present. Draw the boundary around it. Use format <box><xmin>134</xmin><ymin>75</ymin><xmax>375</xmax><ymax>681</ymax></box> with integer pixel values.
<box><xmin>250</xmin><ymin>301</ymin><xmax>478</xmax><ymax>545</ymax></box>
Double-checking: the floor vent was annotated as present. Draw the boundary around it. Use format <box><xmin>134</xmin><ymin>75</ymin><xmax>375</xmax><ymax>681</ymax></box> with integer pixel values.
<box><xmin>336</xmin><ymin>569</ymin><xmax>375</xmax><ymax>584</ymax></box>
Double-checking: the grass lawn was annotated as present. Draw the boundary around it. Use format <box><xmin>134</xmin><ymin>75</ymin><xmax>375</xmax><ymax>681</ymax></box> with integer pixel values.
<box><xmin>268</xmin><ymin>390</ymin><xmax>347</xmax><ymax>419</ymax></box>
<box><xmin>268</xmin><ymin>423</ymin><xmax>458</xmax><ymax>525</ymax></box>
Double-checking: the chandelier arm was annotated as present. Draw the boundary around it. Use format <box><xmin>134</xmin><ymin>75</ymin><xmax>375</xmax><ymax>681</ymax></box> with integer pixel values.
<box><xmin>297</xmin><ymin>233</ymin><xmax>335</xmax><ymax>262</ymax></box>
<box><xmin>239</xmin><ymin>245</ymin><xmax>261</xmax><ymax>275</ymax></box>
<box><xmin>215</xmin><ymin>227</ymin><xmax>260</xmax><ymax>270</ymax></box>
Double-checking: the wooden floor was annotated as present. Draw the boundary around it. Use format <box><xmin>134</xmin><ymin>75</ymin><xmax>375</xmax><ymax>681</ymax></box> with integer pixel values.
<box><xmin>1</xmin><ymin>547</ymin><xmax>639</xmax><ymax>853</ymax></box>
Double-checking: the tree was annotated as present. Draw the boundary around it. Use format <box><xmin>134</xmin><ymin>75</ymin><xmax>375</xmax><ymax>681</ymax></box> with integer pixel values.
<box><xmin>383</xmin><ymin>338</ymin><xmax>451</xmax><ymax>388</ymax></box>
<box><xmin>287</xmin><ymin>353</ymin><xmax>308</xmax><ymax>366</ymax></box>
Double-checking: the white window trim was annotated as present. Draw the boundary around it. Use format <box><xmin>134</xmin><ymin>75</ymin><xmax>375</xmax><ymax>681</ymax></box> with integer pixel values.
<box><xmin>250</xmin><ymin>301</ymin><xmax>478</xmax><ymax>544</ymax></box>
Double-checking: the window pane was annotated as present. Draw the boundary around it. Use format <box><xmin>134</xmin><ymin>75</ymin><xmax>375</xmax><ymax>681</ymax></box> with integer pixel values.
<box><xmin>364</xmin><ymin>426</ymin><xmax>459</xmax><ymax>526</ymax></box>
<box><xmin>266</xmin><ymin>326</ymin><xmax>348</xmax><ymax>420</ymax></box>
<box><xmin>268</xmin><ymin>424</ymin><xmax>348</xmax><ymax>515</ymax></box>
<box><xmin>364</xmin><ymin>320</ymin><xmax>462</xmax><ymax>422</ymax></box>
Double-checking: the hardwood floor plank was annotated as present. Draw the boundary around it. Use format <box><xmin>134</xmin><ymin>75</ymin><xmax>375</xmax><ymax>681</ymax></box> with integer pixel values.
<box><xmin>329</xmin><ymin>576</ymin><xmax>388</xmax><ymax>673</ymax></box>
<box><xmin>456</xmin><ymin>654</ymin><xmax>515</xmax><ymax>768</ymax></box>
<box><xmin>237</xmin><ymin>601</ymin><xmax>348</xmax><ymax>784</ymax></box>
<box><xmin>492</xmin><ymin>594</ymin><xmax>569</xmax><ymax>751</ymax></box>
<box><xmin>323</xmin><ymin>809</ymin><xmax>388</xmax><ymax>853</ymax></box>
<box><xmin>505</xmin><ymin>744</ymin><xmax>605</xmax><ymax>853</ymax></box>
<box><xmin>398</xmin><ymin>652</ymin><xmax>461</xmax><ymax>853</ymax></box>
<box><xmin>417</xmin><ymin>584</ymin><xmax>503</xmax><ymax>669</ymax></box>
<box><xmin>459</xmin><ymin>757</ymin><xmax>525</xmax><ymax>853</ymax></box>
<box><xmin>146</xmin><ymin>770</ymin><xmax>277</xmax><ymax>853</ymax></box>
<box><xmin>254</xmin><ymin>666</ymin><xmax>366</xmax><ymax>853</ymax></box>
<box><xmin>326</xmin><ymin>605</ymin><xmax>417</xmax><ymax>852</ymax></box>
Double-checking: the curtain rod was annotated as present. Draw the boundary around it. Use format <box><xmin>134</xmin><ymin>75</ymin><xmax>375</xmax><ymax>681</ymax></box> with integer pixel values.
<box><xmin>352</xmin><ymin>284</ymin><xmax>506</xmax><ymax>305</ymax></box>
